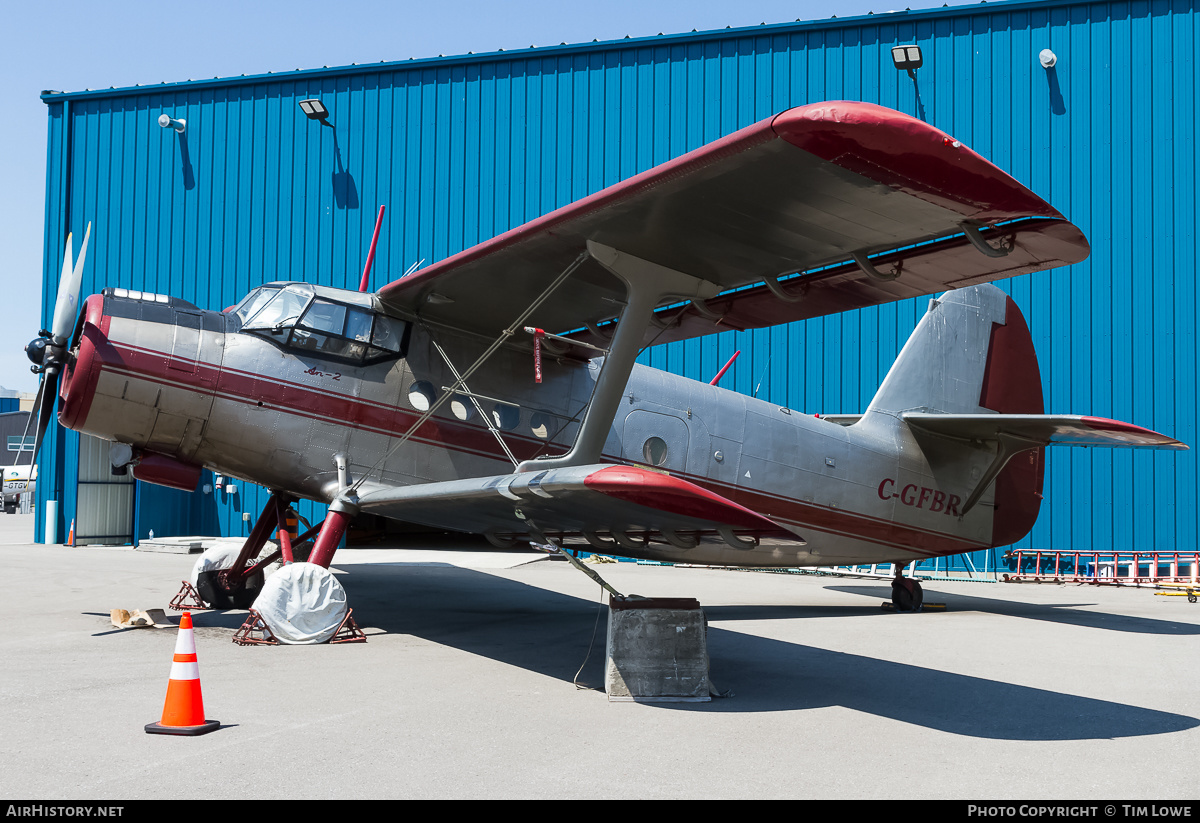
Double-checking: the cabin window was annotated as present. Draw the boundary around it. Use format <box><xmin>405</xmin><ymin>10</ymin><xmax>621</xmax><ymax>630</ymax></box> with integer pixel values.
<box><xmin>530</xmin><ymin>412</ymin><xmax>553</xmax><ymax>439</ymax></box>
<box><xmin>408</xmin><ymin>381</ymin><xmax>436</xmax><ymax>411</ymax></box>
<box><xmin>643</xmin><ymin>436</ymin><xmax>669</xmax><ymax>466</ymax></box>
<box><xmin>492</xmin><ymin>403</ymin><xmax>520</xmax><ymax>431</ymax></box>
<box><xmin>449</xmin><ymin>394</ymin><xmax>476</xmax><ymax>421</ymax></box>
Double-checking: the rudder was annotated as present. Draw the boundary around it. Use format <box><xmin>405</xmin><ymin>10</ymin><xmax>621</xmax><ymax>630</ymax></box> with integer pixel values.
<box><xmin>865</xmin><ymin>284</ymin><xmax>1045</xmax><ymax>546</ymax></box>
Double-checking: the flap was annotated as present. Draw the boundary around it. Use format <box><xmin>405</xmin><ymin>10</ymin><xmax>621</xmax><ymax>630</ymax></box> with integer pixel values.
<box><xmin>356</xmin><ymin>463</ymin><xmax>797</xmax><ymax>544</ymax></box>
<box><xmin>377</xmin><ymin>101</ymin><xmax>1082</xmax><ymax>344</ymax></box>
<box><xmin>902</xmin><ymin>413</ymin><xmax>1188</xmax><ymax>450</ymax></box>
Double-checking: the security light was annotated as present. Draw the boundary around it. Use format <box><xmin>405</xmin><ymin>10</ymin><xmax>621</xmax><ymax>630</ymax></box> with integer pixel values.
<box><xmin>299</xmin><ymin>98</ymin><xmax>332</xmax><ymax>125</ymax></box>
<box><xmin>891</xmin><ymin>45</ymin><xmax>923</xmax><ymax>73</ymax></box>
<box><xmin>157</xmin><ymin>113</ymin><xmax>186</xmax><ymax>133</ymax></box>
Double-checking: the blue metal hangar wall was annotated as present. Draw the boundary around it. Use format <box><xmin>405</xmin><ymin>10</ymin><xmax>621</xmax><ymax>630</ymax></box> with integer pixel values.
<box><xmin>36</xmin><ymin>0</ymin><xmax>1198</xmax><ymax>565</ymax></box>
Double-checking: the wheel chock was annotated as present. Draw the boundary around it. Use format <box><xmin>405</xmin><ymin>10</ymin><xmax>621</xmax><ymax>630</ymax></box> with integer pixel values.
<box><xmin>329</xmin><ymin>608</ymin><xmax>367</xmax><ymax>644</ymax></box>
<box><xmin>232</xmin><ymin>609</ymin><xmax>279</xmax><ymax>646</ymax></box>
<box><xmin>169</xmin><ymin>580</ymin><xmax>210</xmax><ymax>612</ymax></box>
<box><xmin>232</xmin><ymin>607</ymin><xmax>366</xmax><ymax>645</ymax></box>
<box><xmin>881</xmin><ymin>601</ymin><xmax>947</xmax><ymax>612</ymax></box>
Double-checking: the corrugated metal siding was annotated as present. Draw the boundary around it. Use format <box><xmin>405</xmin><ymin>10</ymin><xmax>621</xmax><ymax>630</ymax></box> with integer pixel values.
<box><xmin>75</xmin><ymin>433</ymin><xmax>133</xmax><ymax>544</ymax></box>
<box><xmin>37</xmin><ymin>0</ymin><xmax>1198</xmax><ymax>563</ymax></box>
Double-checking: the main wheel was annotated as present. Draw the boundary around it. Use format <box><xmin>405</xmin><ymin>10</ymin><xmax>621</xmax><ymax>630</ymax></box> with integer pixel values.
<box><xmin>252</xmin><ymin>563</ymin><xmax>349</xmax><ymax>644</ymax></box>
<box><xmin>191</xmin><ymin>545</ymin><xmax>266</xmax><ymax>609</ymax></box>
<box><xmin>196</xmin><ymin>567</ymin><xmax>264</xmax><ymax>609</ymax></box>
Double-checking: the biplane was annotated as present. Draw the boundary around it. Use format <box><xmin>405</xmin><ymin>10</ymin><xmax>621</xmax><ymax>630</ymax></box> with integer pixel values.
<box><xmin>24</xmin><ymin>101</ymin><xmax>1184</xmax><ymax>625</ymax></box>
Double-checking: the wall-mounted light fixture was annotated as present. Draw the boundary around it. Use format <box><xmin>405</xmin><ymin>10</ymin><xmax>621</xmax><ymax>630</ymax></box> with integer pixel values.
<box><xmin>157</xmin><ymin>113</ymin><xmax>186</xmax><ymax>133</ymax></box>
<box><xmin>891</xmin><ymin>44</ymin><xmax>926</xmax><ymax>122</ymax></box>
<box><xmin>891</xmin><ymin>44</ymin><xmax>923</xmax><ymax>78</ymax></box>
<box><xmin>1039</xmin><ymin>49</ymin><xmax>1058</xmax><ymax>69</ymax></box>
<box><xmin>299</xmin><ymin>98</ymin><xmax>333</xmax><ymax>127</ymax></box>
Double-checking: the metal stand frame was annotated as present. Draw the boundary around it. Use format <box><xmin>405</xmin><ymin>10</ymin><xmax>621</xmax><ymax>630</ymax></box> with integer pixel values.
<box><xmin>232</xmin><ymin>607</ymin><xmax>367</xmax><ymax>645</ymax></box>
<box><xmin>232</xmin><ymin>609</ymin><xmax>278</xmax><ymax>645</ymax></box>
<box><xmin>329</xmin><ymin>609</ymin><xmax>368</xmax><ymax>644</ymax></box>
<box><xmin>168</xmin><ymin>580</ymin><xmax>209</xmax><ymax>611</ymax></box>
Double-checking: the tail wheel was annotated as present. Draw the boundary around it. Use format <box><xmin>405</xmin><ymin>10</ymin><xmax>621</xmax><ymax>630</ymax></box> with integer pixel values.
<box><xmin>891</xmin><ymin>579</ymin><xmax>924</xmax><ymax>612</ymax></box>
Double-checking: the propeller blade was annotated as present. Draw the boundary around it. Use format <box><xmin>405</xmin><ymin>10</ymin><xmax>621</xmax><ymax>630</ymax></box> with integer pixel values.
<box><xmin>29</xmin><ymin>372</ymin><xmax>58</xmax><ymax>468</ymax></box>
<box><xmin>50</xmin><ymin>222</ymin><xmax>90</xmax><ymax>344</ymax></box>
<box><xmin>16</xmin><ymin>377</ymin><xmax>45</xmax><ymax>469</ymax></box>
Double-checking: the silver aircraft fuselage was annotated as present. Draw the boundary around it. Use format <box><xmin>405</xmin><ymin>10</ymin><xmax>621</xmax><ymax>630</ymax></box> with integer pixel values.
<box><xmin>59</xmin><ymin>281</ymin><xmax>1031</xmax><ymax>568</ymax></box>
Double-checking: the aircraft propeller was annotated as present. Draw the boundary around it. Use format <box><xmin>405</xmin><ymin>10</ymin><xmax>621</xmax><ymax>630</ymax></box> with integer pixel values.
<box><xmin>21</xmin><ymin>224</ymin><xmax>91</xmax><ymax>468</ymax></box>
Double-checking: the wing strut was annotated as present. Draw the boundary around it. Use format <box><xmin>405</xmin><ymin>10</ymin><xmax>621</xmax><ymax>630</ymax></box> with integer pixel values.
<box><xmin>347</xmin><ymin>250</ymin><xmax>592</xmax><ymax>497</ymax></box>
<box><xmin>425</xmin><ymin>326</ymin><xmax>520</xmax><ymax>468</ymax></box>
<box><xmin>515</xmin><ymin>240</ymin><xmax>720</xmax><ymax>473</ymax></box>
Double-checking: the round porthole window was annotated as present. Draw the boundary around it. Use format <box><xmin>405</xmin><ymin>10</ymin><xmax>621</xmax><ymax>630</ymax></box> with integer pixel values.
<box><xmin>492</xmin><ymin>403</ymin><xmax>520</xmax><ymax>431</ymax></box>
<box><xmin>643</xmin><ymin>436</ymin><xmax>668</xmax><ymax>466</ymax></box>
<box><xmin>407</xmin><ymin>381</ymin><xmax>436</xmax><ymax>411</ymax></box>
<box><xmin>530</xmin><ymin>412</ymin><xmax>553</xmax><ymax>439</ymax></box>
<box><xmin>449</xmin><ymin>394</ymin><xmax>475</xmax><ymax>421</ymax></box>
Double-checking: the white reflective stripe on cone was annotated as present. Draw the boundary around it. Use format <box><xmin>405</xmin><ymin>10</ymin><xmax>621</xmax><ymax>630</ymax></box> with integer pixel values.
<box><xmin>169</xmin><ymin>661</ymin><xmax>200</xmax><ymax>681</ymax></box>
<box><xmin>174</xmin><ymin>629</ymin><xmax>197</xmax><ymax>655</ymax></box>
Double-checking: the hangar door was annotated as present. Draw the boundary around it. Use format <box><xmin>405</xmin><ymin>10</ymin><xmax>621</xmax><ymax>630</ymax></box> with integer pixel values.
<box><xmin>76</xmin><ymin>433</ymin><xmax>134</xmax><ymax>545</ymax></box>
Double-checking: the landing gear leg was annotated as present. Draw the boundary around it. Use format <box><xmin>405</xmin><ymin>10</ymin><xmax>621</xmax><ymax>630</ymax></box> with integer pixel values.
<box><xmin>196</xmin><ymin>492</ymin><xmax>293</xmax><ymax>609</ymax></box>
<box><xmin>307</xmin><ymin>505</ymin><xmax>356</xmax><ymax>568</ymax></box>
<box><xmin>246</xmin><ymin>501</ymin><xmax>360</xmax><ymax>644</ymax></box>
<box><xmin>891</xmin><ymin>563</ymin><xmax>924</xmax><ymax>612</ymax></box>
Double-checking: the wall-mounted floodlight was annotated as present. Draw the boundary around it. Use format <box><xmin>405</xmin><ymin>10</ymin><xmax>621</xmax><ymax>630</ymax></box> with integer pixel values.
<box><xmin>1039</xmin><ymin>49</ymin><xmax>1058</xmax><ymax>69</ymax></box>
<box><xmin>891</xmin><ymin>44</ymin><xmax>923</xmax><ymax>77</ymax></box>
<box><xmin>157</xmin><ymin>113</ymin><xmax>186</xmax><ymax>133</ymax></box>
<box><xmin>891</xmin><ymin>44</ymin><xmax>927</xmax><ymax>122</ymax></box>
<box><xmin>299</xmin><ymin>98</ymin><xmax>333</xmax><ymax>126</ymax></box>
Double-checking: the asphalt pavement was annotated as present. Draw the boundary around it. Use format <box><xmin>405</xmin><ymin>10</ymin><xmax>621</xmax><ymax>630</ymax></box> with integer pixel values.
<box><xmin>1</xmin><ymin>512</ymin><xmax>1197</xmax><ymax>800</ymax></box>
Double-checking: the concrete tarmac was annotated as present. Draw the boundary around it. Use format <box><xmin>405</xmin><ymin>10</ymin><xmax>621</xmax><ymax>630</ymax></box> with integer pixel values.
<box><xmin>1</xmin><ymin>512</ymin><xmax>1198</xmax><ymax>800</ymax></box>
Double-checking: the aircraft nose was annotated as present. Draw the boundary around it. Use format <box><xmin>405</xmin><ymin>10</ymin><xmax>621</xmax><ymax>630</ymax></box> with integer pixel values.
<box><xmin>58</xmin><ymin>294</ymin><xmax>108</xmax><ymax>431</ymax></box>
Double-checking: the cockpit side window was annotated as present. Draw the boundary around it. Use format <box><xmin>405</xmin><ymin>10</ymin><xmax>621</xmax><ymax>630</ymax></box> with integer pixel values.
<box><xmin>236</xmin><ymin>285</ymin><xmax>408</xmax><ymax>365</ymax></box>
<box><xmin>241</xmin><ymin>286</ymin><xmax>312</xmax><ymax>342</ymax></box>
<box><xmin>232</xmin><ymin>286</ymin><xmax>281</xmax><ymax>324</ymax></box>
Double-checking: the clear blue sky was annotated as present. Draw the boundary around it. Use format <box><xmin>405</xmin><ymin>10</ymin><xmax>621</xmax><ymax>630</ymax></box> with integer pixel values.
<box><xmin>1</xmin><ymin>0</ymin><xmax>948</xmax><ymax>394</ymax></box>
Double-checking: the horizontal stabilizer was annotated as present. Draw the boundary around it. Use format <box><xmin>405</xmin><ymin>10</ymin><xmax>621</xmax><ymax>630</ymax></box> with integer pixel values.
<box><xmin>903</xmin><ymin>413</ymin><xmax>1187</xmax><ymax>450</ymax></box>
<box><xmin>357</xmin><ymin>464</ymin><xmax>797</xmax><ymax>550</ymax></box>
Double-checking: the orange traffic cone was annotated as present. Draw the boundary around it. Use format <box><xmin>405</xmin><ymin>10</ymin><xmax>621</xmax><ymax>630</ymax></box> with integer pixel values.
<box><xmin>145</xmin><ymin>612</ymin><xmax>220</xmax><ymax>736</ymax></box>
<box><xmin>66</xmin><ymin>519</ymin><xmax>75</xmax><ymax>547</ymax></box>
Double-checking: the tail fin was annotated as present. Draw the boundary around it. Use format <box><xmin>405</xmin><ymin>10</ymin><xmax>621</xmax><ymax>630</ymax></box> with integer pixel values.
<box><xmin>866</xmin><ymin>283</ymin><xmax>1044</xmax><ymax>419</ymax></box>
<box><xmin>865</xmin><ymin>284</ymin><xmax>1046</xmax><ymax>545</ymax></box>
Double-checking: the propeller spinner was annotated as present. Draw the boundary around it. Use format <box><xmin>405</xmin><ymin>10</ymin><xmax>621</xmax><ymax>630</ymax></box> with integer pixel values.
<box><xmin>21</xmin><ymin>223</ymin><xmax>91</xmax><ymax>467</ymax></box>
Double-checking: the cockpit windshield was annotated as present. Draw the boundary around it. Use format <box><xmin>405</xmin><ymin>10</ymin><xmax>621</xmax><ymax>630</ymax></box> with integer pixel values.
<box><xmin>234</xmin><ymin>284</ymin><xmax>408</xmax><ymax>364</ymax></box>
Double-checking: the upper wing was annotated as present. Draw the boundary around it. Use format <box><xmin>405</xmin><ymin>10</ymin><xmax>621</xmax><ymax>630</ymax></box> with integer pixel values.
<box><xmin>377</xmin><ymin>101</ymin><xmax>1088</xmax><ymax>345</ymax></box>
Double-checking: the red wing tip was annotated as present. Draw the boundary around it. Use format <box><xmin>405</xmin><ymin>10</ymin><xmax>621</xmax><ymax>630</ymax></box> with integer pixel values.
<box><xmin>584</xmin><ymin>465</ymin><xmax>784</xmax><ymax>530</ymax></box>
<box><xmin>770</xmin><ymin>101</ymin><xmax>1062</xmax><ymax>222</ymax></box>
<box><xmin>1081</xmin><ymin>417</ymin><xmax>1188</xmax><ymax>448</ymax></box>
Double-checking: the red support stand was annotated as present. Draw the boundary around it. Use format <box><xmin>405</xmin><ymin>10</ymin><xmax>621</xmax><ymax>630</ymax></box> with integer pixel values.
<box><xmin>232</xmin><ymin>608</ymin><xmax>366</xmax><ymax>645</ymax></box>
<box><xmin>169</xmin><ymin>580</ymin><xmax>209</xmax><ymax>611</ymax></box>
<box><xmin>232</xmin><ymin>610</ymin><xmax>279</xmax><ymax>645</ymax></box>
<box><xmin>329</xmin><ymin>609</ymin><xmax>368</xmax><ymax>644</ymax></box>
